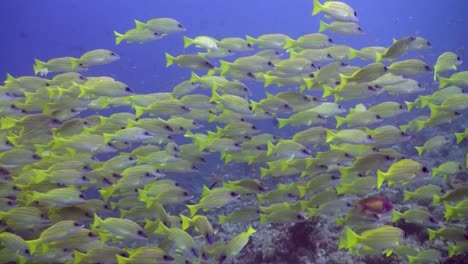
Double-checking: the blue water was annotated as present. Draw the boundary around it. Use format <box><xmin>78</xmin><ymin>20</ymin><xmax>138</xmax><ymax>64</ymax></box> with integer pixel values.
<box><xmin>1</xmin><ymin>1</ymin><xmax>468</xmax><ymax>263</ymax></box>
<box><xmin>2</xmin><ymin>0</ymin><xmax>467</xmax><ymax>89</ymax></box>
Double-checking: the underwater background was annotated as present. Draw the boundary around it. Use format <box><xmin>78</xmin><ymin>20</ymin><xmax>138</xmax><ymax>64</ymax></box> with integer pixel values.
<box><xmin>1</xmin><ymin>0</ymin><xmax>468</xmax><ymax>263</ymax></box>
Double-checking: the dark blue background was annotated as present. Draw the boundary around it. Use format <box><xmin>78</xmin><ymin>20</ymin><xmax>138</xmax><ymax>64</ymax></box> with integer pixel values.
<box><xmin>1</xmin><ymin>0</ymin><xmax>467</xmax><ymax>95</ymax></box>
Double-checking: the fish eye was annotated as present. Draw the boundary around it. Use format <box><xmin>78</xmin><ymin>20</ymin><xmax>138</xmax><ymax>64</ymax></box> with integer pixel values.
<box><xmin>268</xmin><ymin>61</ymin><xmax>274</xmax><ymax>66</ymax></box>
<box><xmin>10</xmin><ymin>104</ymin><xmax>17</xmax><ymax>109</ymax></box>
<box><xmin>296</xmin><ymin>214</ymin><xmax>303</xmax><ymax>219</ymax></box>
<box><xmin>5</xmin><ymin>140</ymin><xmax>10</xmax><ymax>145</ymax></box>
<box><xmin>81</xmin><ymin>175</ymin><xmax>88</xmax><ymax>180</ymax></box>
<box><xmin>427</xmin><ymin>41</ymin><xmax>432</xmax><ymax>46</ymax></box>
<box><xmin>328</xmin><ymin>38</ymin><xmax>334</xmax><ymax>43</ymax></box>
<box><xmin>110</xmin><ymin>52</ymin><xmax>116</xmax><ymax>56</ymax></box>
<box><xmin>400</xmin><ymin>132</ymin><xmax>406</xmax><ymax>136</ymax></box>
<box><xmin>454</xmin><ymin>111</ymin><xmax>461</xmax><ymax>116</ymax></box>
<box><xmin>112</xmin><ymin>172</ymin><xmax>121</xmax><ymax>178</ymax></box>
<box><xmin>153</xmin><ymin>32</ymin><xmax>160</xmax><ymax>36</ymax></box>
<box><xmin>354</xmin><ymin>11</ymin><xmax>357</xmax><ymax>16</ymax></box>
<box><xmin>311</xmin><ymin>63</ymin><xmax>316</xmax><ymax>68</ymax></box>
<box><xmin>248</xmin><ymin>106</ymin><xmax>253</xmax><ymax>110</ymax></box>
<box><xmin>163</xmin><ymin>255</ymin><xmax>173</xmax><ymax>261</ymax></box>
<box><xmin>309</xmin><ymin>73</ymin><xmax>315</xmax><ymax>78</ymax></box>
<box><xmin>178</xmin><ymin>24</ymin><xmax>183</xmax><ymax>28</ymax></box>
<box><xmin>79</xmin><ymin>194</ymin><xmax>85</xmax><ymax>199</ymax></box>
<box><xmin>230</xmin><ymin>191</ymin><xmax>238</xmax><ymax>197</ymax></box>
<box><xmin>183</xmin><ymin>191</ymin><xmax>189</xmax><ymax>196</ymax></box>
<box><xmin>128</xmin><ymin>156</ymin><xmax>135</xmax><ymax>160</ymax></box>
<box><xmin>104</xmin><ymin>204</ymin><xmax>111</xmax><ymax>209</ymax></box>
<box><xmin>219</xmin><ymin>255</ymin><xmax>227</xmax><ymax>262</ymax></box>
<box><xmin>409</xmin><ymin>36</ymin><xmax>415</xmax><ymax>41</ymax></box>
<box><xmin>145</xmin><ymin>172</ymin><xmax>151</xmax><ymax>177</ymax></box>
<box><xmin>327</xmin><ymin>53</ymin><xmax>333</xmax><ymax>58</ymax></box>
<box><xmin>204</xmin><ymin>61</ymin><xmax>211</xmax><ymax>65</ymax></box>
<box><xmin>457</xmin><ymin>56</ymin><xmax>461</xmax><ymax>61</ymax></box>
<box><xmin>125</xmin><ymin>87</ymin><xmax>133</xmax><ymax>92</ymax></box>
<box><xmin>181</xmin><ymin>106</ymin><xmax>188</xmax><ymax>110</ymax></box>
<box><xmin>399</xmin><ymin>104</ymin><xmax>404</xmax><ymax>109</ymax></box>
<box><xmin>143</xmin><ymin>131</ymin><xmax>150</xmax><ymax>135</ymax></box>
<box><xmin>338</xmin><ymin>105</ymin><xmax>343</xmax><ymax>109</ymax></box>
<box><xmin>376</xmin><ymin>115</ymin><xmax>382</xmax><ymax>119</ymax></box>
<box><xmin>179</xmin><ymin>126</ymin><xmax>184</xmax><ymax>131</ymax></box>
<box><xmin>312</xmin><ymin>97</ymin><xmax>318</xmax><ymax>101</ymax></box>
<box><xmin>425</xmin><ymin>65</ymin><xmax>432</xmax><ymax>71</ymax></box>
<box><xmin>283</xmin><ymin>103</ymin><xmax>290</xmax><ymax>108</ymax></box>
<box><xmin>21</xmin><ymin>109</ymin><xmax>27</xmax><ymax>113</ymax></box>
<box><xmin>358</xmin><ymin>27</ymin><xmax>363</xmax><ymax>31</ymax></box>
<box><xmin>40</xmin><ymin>213</ymin><xmax>46</xmax><ymax>218</ymax></box>
<box><xmin>73</xmin><ymin>221</ymin><xmax>81</xmax><ymax>227</ymax></box>
<box><xmin>24</xmin><ymin>248</ymin><xmax>30</xmax><ymax>255</ymax></box>
<box><xmin>32</xmin><ymin>154</ymin><xmax>41</xmax><ymax>160</ymax></box>
<box><xmin>6</xmin><ymin>200</ymin><xmax>13</xmax><ymax>206</ymax></box>
<box><xmin>367</xmin><ymin>135</ymin><xmax>373</xmax><ymax>139</ymax></box>
<box><xmin>137</xmin><ymin>230</ymin><xmax>146</xmax><ymax>236</ymax></box>
<box><xmin>344</xmin><ymin>153</ymin><xmax>352</xmax><ymax>158</ymax></box>
<box><xmin>422</xmin><ymin>167</ymin><xmax>429</xmax><ymax>173</ymax></box>
<box><xmin>243</xmin><ymin>87</ymin><xmax>248</xmax><ymax>91</ymax></box>
<box><xmin>301</xmin><ymin>149</ymin><xmax>310</xmax><ymax>154</ymax></box>
<box><xmin>383</xmin><ymin>66</ymin><xmax>389</xmax><ymax>71</ymax></box>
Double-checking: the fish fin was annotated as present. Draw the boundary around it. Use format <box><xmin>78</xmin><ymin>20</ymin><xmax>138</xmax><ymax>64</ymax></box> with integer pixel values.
<box><xmin>335</xmin><ymin>116</ymin><xmax>345</xmax><ymax>128</ymax></box>
<box><xmin>134</xmin><ymin>19</ymin><xmax>146</xmax><ymax>31</ymax></box>
<box><xmin>186</xmin><ymin>204</ymin><xmax>200</xmax><ymax>217</ymax></box>
<box><xmin>427</xmin><ymin>228</ymin><xmax>437</xmax><ymax>241</ymax></box>
<box><xmin>114</xmin><ymin>31</ymin><xmax>125</xmax><ymax>45</ymax></box>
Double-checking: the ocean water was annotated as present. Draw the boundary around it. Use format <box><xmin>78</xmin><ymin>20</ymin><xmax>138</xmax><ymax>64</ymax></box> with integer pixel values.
<box><xmin>1</xmin><ymin>0</ymin><xmax>468</xmax><ymax>263</ymax></box>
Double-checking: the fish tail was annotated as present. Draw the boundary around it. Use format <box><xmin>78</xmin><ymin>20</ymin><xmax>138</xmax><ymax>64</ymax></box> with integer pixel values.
<box><xmin>218</xmin><ymin>215</ymin><xmax>227</xmax><ymax>224</ymax></box>
<box><xmin>448</xmin><ymin>244</ymin><xmax>457</xmax><ymax>257</ymax></box>
<box><xmin>98</xmin><ymin>186</ymin><xmax>115</xmax><ymax>202</ymax></box>
<box><xmin>427</xmin><ymin>228</ymin><xmax>437</xmax><ymax>241</ymax></box>
<box><xmin>183</xmin><ymin>36</ymin><xmax>193</xmax><ymax>48</ymax></box>
<box><xmin>322</xmin><ymin>84</ymin><xmax>335</xmax><ymax>98</ymax></box>
<box><xmin>344</xmin><ymin>226</ymin><xmax>361</xmax><ymax>249</ymax></box>
<box><xmin>438</xmin><ymin>76</ymin><xmax>450</xmax><ymax>89</ymax></box>
<box><xmin>247</xmin><ymin>226</ymin><xmax>256</xmax><ymax>235</ymax></box>
<box><xmin>26</xmin><ymin>239</ymin><xmax>41</xmax><ymax>255</ymax></box>
<box><xmin>334</xmin><ymin>115</ymin><xmax>345</xmax><ymax>128</ymax></box>
<box><xmin>415</xmin><ymin>146</ymin><xmax>424</xmax><ymax>156</ymax></box>
<box><xmin>428</xmin><ymin>104</ymin><xmax>442</xmax><ymax>119</ymax></box>
<box><xmin>432</xmin><ymin>194</ymin><xmax>441</xmax><ymax>205</ymax></box>
<box><xmin>283</xmin><ymin>38</ymin><xmax>296</xmax><ymax>49</ymax></box>
<box><xmin>288</xmin><ymin>49</ymin><xmax>297</xmax><ymax>59</ymax></box>
<box><xmin>349</xmin><ymin>48</ymin><xmax>360</xmax><ymax>60</ymax></box>
<box><xmin>308</xmin><ymin>208</ymin><xmax>318</xmax><ymax>218</ymax></box>
<box><xmin>219</xmin><ymin>60</ymin><xmax>231</xmax><ymax>75</ymax></box>
<box><xmin>376</xmin><ymin>170</ymin><xmax>386</xmax><ymax>189</ymax></box>
<box><xmin>455</xmin><ymin>132</ymin><xmax>466</xmax><ymax>144</ymax></box>
<box><xmin>297</xmin><ymin>186</ymin><xmax>307</xmax><ymax>198</ymax></box>
<box><xmin>114</xmin><ymin>31</ymin><xmax>125</xmax><ymax>45</ymax></box>
<box><xmin>116</xmin><ymin>254</ymin><xmax>128</xmax><ymax>264</ymax></box>
<box><xmin>165</xmin><ymin>52</ymin><xmax>175</xmax><ymax>67</ymax></box>
<box><xmin>432</xmin><ymin>168</ymin><xmax>440</xmax><ymax>178</ymax></box>
<box><xmin>325</xmin><ymin>129</ymin><xmax>336</xmax><ymax>143</ymax></box>
<box><xmin>405</xmin><ymin>101</ymin><xmax>415</xmax><ymax>112</ymax></box>
<box><xmin>444</xmin><ymin>203</ymin><xmax>456</xmax><ymax>221</ymax></box>
<box><xmin>335</xmin><ymin>184</ymin><xmax>346</xmax><ymax>195</ymax></box>
<box><xmin>266</xmin><ymin>141</ymin><xmax>275</xmax><ymax>156</ymax></box>
<box><xmin>338</xmin><ymin>235</ymin><xmax>347</xmax><ymax>249</ymax></box>
<box><xmin>259</xmin><ymin>214</ymin><xmax>268</xmax><ymax>224</ymax></box>
<box><xmin>187</xmin><ymin>204</ymin><xmax>200</xmax><ymax>217</ymax></box>
<box><xmin>33</xmin><ymin>59</ymin><xmax>47</xmax><ymax>76</ymax></box>
<box><xmin>73</xmin><ymin>250</ymin><xmax>87</xmax><ymax>264</ymax></box>
<box><xmin>312</xmin><ymin>0</ymin><xmax>323</xmax><ymax>15</ymax></box>
<box><xmin>403</xmin><ymin>190</ymin><xmax>412</xmax><ymax>201</ymax></box>
<box><xmin>318</xmin><ymin>20</ymin><xmax>328</xmax><ymax>33</ymax></box>
<box><xmin>133</xmin><ymin>105</ymin><xmax>147</xmax><ymax>119</ymax></box>
<box><xmin>4</xmin><ymin>73</ymin><xmax>16</xmax><ymax>84</ymax></box>
<box><xmin>179</xmin><ymin>214</ymin><xmax>192</xmax><ymax>230</ymax></box>
<box><xmin>338</xmin><ymin>73</ymin><xmax>349</xmax><ymax>88</ymax></box>
<box><xmin>245</xmin><ymin>35</ymin><xmax>256</xmax><ymax>46</ymax></box>
<box><xmin>391</xmin><ymin>210</ymin><xmax>403</xmax><ymax>222</ymax></box>
<box><xmin>263</xmin><ymin>74</ymin><xmax>275</xmax><ymax>88</ymax></box>
<box><xmin>276</xmin><ymin>118</ymin><xmax>288</xmax><ymax>129</ymax></box>
<box><xmin>375</xmin><ymin>52</ymin><xmax>383</xmax><ymax>63</ymax></box>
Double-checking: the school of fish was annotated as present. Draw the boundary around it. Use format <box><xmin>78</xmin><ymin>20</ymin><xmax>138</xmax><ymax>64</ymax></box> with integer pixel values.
<box><xmin>0</xmin><ymin>0</ymin><xmax>467</xmax><ymax>263</ymax></box>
